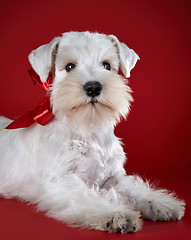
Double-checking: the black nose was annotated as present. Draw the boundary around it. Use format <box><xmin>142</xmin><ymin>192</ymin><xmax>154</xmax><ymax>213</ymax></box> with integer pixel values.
<box><xmin>83</xmin><ymin>81</ymin><xmax>102</xmax><ymax>98</ymax></box>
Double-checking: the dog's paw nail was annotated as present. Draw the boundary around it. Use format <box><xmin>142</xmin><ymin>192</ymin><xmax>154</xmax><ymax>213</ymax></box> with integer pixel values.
<box><xmin>106</xmin><ymin>222</ymin><xmax>111</xmax><ymax>228</ymax></box>
<box><xmin>116</xmin><ymin>227</ymin><xmax>121</xmax><ymax>233</ymax></box>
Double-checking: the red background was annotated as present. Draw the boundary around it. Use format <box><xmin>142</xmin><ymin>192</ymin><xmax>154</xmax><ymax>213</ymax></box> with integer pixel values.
<box><xmin>0</xmin><ymin>0</ymin><xmax>191</xmax><ymax>239</ymax></box>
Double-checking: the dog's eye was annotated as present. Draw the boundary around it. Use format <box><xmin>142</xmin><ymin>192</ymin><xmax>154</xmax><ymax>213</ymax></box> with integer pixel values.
<box><xmin>102</xmin><ymin>62</ymin><xmax>111</xmax><ymax>71</ymax></box>
<box><xmin>65</xmin><ymin>63</ymin><xmax>76</xmax><ymax>72</ymax></box>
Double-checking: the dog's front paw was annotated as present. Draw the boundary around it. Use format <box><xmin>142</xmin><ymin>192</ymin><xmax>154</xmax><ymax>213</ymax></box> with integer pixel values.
<box><xmin>141</xmin><ymin>198</ymin><xmax>185</xmax><ymax>222</ymax></box>
<box><xmin>104</xmin><ymin>211</ymin><xmax>143</xmax><ymax>233</ymax></box>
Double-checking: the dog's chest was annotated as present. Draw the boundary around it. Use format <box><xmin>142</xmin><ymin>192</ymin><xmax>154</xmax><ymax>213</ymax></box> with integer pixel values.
<box><xmin>68</xmin><ymin>134</ymin><xmax>114</xmax><ymax>187</ymax></box>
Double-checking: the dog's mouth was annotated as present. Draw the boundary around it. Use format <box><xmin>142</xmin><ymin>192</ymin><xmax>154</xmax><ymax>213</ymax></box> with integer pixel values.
<box><xmin>90</xmin><ymin>98</ymin><xmax>113</xmax><ymax>111</ymax></box>
<box><xmin>90</xmin><ymin>98</ymin><xmax>99</xmax><ymax>104</ymax></box>
<box><xmin>71</xmin><ymin>98</ymin><xmax>99</xmax><ymax>110</ymax></box>
<box><xmin>71</xmin><ymin>98</ymin><xmax>113</xmax><ymax>111</ymax></box>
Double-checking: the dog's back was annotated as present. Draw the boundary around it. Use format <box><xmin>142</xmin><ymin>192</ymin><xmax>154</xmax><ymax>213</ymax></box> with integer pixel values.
<box><xmin>0</xmin><ymin>117</ymin><xmax>12</xmax><ymax>130</ymax></box>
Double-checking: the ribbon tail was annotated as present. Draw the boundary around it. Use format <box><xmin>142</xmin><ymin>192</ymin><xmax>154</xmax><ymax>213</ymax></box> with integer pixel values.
<box><xmin>6</xmin><ymin>98</ymin><xmax>54</xmax><ymax>129</ymax></box>
<box><xmin>6</xmin><ymin>111</ymin><xmax>35</xmax><ymax>129</ymax></box>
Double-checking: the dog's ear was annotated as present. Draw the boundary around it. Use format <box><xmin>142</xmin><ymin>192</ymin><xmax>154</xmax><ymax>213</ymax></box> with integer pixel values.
<box><xmin>108</xmin><ymin>35</ymin><xmax>140</xmax><ymax>78</ymax></box>
<box><xmin>28</xmin><ymin>37</ymin><xmax>61</xmax><ymax>82</ymax></box>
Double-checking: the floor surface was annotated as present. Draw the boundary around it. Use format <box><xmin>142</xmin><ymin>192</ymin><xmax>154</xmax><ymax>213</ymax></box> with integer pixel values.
<box><xmin>0</xmin><ymin>177</ymin><xmax>190</xmax><ymax>240</ymax></box>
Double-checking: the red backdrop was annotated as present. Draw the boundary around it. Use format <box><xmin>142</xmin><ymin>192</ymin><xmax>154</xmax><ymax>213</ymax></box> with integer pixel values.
<box><xmin>0</xmin><ymin>0</ymin><xmax>191</xmax><ymax>240</ymax></box>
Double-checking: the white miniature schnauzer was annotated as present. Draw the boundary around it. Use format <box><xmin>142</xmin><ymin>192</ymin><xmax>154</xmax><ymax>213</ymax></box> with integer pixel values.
<box><xmin>0</xmin><ymin>31</ymin><xmax>185</xmax><ymax>233</ymax></box>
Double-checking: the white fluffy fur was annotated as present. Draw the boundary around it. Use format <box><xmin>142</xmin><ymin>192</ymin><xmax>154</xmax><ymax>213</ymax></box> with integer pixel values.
<box><xmin>0</xmin><ymin>32</ymin><xmax>185</xmax><ymax>233</ymax></box>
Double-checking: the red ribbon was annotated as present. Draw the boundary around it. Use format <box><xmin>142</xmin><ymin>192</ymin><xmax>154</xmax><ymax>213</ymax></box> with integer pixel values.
<box><xmin>6</xmin><ymin>68</ymin><xmax>54</xmax><ymax>129</ymax></box>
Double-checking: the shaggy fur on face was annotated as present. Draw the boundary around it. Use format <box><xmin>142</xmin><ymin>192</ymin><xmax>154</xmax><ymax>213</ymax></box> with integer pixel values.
<box><xmin>51</xmin><ymin>71</ymin><xmax>133</xmax><ymax>132</ymax></box>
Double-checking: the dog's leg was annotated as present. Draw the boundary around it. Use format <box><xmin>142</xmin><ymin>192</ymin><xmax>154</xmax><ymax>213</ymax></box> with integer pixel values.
<box><xmin>30</xmin><ymin>174</ymin><xmax>142</xmax><ymax>233</ymax></box>
<box><xmin>114</xmin><ymin>175</ymin><xmax>185</xmax><ymax>222</ymax></box>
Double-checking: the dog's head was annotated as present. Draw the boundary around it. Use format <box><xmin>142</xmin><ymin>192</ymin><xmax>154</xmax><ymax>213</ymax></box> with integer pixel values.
<box><xmin>29</xmin><ymin>31</ymin><xmax>139</xmax><ymax>132</ymax></box>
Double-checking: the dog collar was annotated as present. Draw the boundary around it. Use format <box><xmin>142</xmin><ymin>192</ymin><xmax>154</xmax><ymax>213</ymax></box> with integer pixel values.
<box><xmin>6</xmin><ymin>68</ymin><xmax>54</xmax><ymax>129</ymax></box>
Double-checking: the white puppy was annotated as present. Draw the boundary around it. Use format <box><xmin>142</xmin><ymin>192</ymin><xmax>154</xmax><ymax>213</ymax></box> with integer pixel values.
<box><xmin>0</xmin><ymin>32</ymin><xmax>185</xmax><ymax>233</ymax></box>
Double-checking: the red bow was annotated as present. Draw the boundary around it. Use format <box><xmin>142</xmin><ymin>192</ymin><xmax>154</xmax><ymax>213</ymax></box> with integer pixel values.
<box><xmin>6</xmin><ymin>68</ymin><xmax>54</xmax><ymax>129</ymax></box>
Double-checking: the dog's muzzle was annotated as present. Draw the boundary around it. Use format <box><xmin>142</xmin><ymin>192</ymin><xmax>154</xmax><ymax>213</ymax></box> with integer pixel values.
<box><xmin>83</xmin><ymin>81</ymin><xmax>102</xmax><ymax>98</ymax></box>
